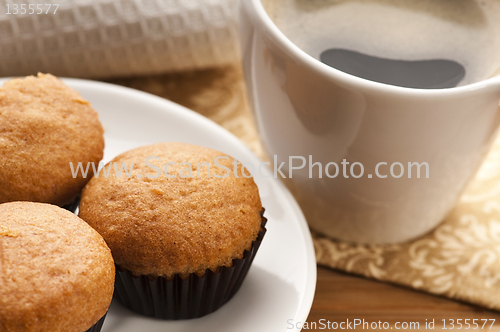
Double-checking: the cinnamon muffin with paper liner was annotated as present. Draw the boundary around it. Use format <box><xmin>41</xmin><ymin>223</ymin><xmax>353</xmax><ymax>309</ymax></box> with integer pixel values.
<box><xmin>78</xmin><ymin>142</ymin><xmax>267</xmax><ymax>319</ymax></box>
<box><xmin>0</xmin><ymin>73</ymin><xmax>104</xmax><ymax>211</ymax></box>
<box><xmin>0</xmin><ymin>202</ymin><xmax>114</xmax><ymax>332</ymax></box>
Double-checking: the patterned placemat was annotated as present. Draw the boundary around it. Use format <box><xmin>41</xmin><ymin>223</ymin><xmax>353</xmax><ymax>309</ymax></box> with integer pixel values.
<box><xmin>106</xmin><ymin>63</ymin><xmax>500</xmax><ymax>312</ymax></box>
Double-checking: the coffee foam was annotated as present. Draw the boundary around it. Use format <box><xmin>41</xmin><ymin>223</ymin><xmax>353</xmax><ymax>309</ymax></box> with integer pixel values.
<box><xmin>262</xmin><ymin>0</ymin><xmax>500</xmax><ymax>86</ymax></box>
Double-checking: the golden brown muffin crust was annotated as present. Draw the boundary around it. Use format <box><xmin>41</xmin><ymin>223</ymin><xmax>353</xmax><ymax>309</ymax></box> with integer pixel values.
<box><xmin>79</xmin><ymin>142</ymin><xmax>263</xmax><ymax>278</ymax></box>
<box><xmin>0</xmin><ymin>73</ymin><xmax>104</xmax><ymax>206</ymax></box>
<box><xmin>0</xmin><ymin>202</ymin><xmax>115</xmax><ymax>332</ymax></box>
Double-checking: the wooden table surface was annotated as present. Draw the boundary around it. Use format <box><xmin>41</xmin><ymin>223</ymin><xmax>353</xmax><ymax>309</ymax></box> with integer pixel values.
<box><xmin>305</xmin><ymin>267</ymin><xmax>500</xmax><ymax>331</ymax></box>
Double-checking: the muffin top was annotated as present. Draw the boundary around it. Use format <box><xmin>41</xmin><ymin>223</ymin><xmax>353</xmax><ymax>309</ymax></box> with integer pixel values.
<box><xmin>0</xmin><ymin>73</ymin><xmax>104</xmax><ymax>206</ymax></box>
<box><xmin>79</xmin><ymin>142</ymin><xmax>263</xmax><ymax>279</ymax></box>
<box><xmin>0</xmin><ymin>202</ymin><xmax>115</xmax><ymax>332</ymax></box>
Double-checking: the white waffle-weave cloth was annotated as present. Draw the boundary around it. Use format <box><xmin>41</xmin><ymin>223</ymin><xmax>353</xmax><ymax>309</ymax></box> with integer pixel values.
<box><xmin>0</xmin><ymin>0</ymin><xmax>240</xmax><ymax>78</ymax></box>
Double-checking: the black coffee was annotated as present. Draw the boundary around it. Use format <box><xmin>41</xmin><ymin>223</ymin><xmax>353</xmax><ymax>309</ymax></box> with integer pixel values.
<box><xmin>262</xmin><ymin>0</ymin><xmax>500</xmax><ymax>88</ymax></box>
<box><xmin>320</xmin><ymin>48</ymin><xmax>465</xmax><ymax>89</ymax></box>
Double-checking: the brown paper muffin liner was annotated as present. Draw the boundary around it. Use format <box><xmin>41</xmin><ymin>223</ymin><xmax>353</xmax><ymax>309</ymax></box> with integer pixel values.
<box><xmin>114</xmin><ymin>209</ymin><xmax>267</xmax><ymax>320</ymax></box>
<box><xmin>85</xmin><ymin>313</ymin><xmax>107</xmax><ymax>332</ymax></box>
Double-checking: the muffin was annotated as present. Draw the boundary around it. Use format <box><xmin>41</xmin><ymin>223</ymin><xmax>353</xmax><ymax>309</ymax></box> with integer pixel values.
<box><xmin>78</xmin><ymin>142</ymin><xmax>266</xmax><ymax>319</ymax></box>
<box><xmin>0</xmin><ymin>73</ymin><xmax>104</xmax><ymax>208</ymax></box>
<box><xmin>0</xmin><ymin>202</ymin><xmax>115</xmax><ymax>332</ymax></box>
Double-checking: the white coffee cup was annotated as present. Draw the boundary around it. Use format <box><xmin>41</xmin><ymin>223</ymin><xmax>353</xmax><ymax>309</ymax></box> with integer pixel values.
<box><xmin>239</xmin><ymin>0</ymin><xmax>500</xmax><ymax>244</ymax></box>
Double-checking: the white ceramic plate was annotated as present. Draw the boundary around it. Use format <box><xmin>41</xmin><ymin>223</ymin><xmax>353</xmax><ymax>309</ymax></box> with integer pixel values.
<box><xmin>25</xmin><ymin>78</ymin><xmax>316</xmax><ymax>332</ymax></box>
